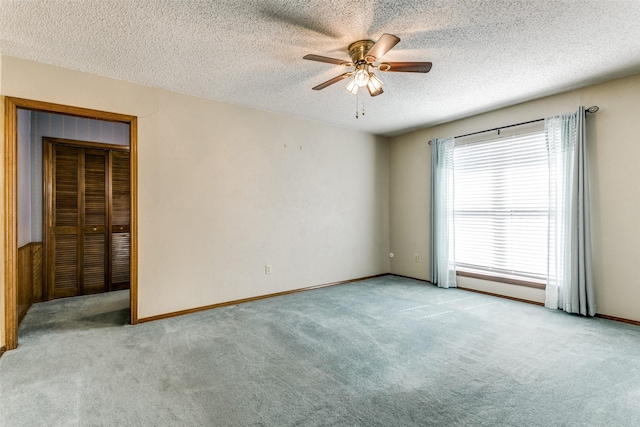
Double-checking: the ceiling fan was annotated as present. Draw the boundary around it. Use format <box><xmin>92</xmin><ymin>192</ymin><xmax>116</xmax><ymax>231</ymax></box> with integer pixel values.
<box><xmin>303</xmin><ymin>33</ymin><xmax>432</xmax><ymax>97</ymax></box>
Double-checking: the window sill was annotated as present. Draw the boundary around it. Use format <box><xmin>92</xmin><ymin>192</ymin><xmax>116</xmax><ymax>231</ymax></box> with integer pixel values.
<box><xmin>456</xmin><ymin>270</ymin><xmax>546</xmax><ymax>290</ymax></box>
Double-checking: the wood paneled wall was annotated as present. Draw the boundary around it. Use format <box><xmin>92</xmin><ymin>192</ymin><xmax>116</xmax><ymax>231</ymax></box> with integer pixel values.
<box><xmin>17</xmin><ymin>243</ymin><xmax>43</xmax><ymax>323</ymax></box>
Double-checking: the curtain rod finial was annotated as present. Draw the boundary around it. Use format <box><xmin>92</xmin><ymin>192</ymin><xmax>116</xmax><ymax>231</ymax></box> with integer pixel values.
<box><xmin>586</xmin><ymin>106</ymin><xmax>599</xmax><ymax>114</ymax></box>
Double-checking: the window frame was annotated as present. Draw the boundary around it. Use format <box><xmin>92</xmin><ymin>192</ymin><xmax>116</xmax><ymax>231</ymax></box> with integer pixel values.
<box><xmin>452</xmin><ymin>124</ymin><xmax>548</xmax><ymax>289</ymax></box>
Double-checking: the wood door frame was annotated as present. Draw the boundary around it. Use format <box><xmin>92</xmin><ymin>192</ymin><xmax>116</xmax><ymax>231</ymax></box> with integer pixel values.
<box><xmin>4</xmin><ymin>97</ymin><xmax>139</xmax><ymax>350</ymax></box>
<box><xmin>43</xmin><ymin>138</ymin><xmax>130</xmax><ymax>300</ymax></box>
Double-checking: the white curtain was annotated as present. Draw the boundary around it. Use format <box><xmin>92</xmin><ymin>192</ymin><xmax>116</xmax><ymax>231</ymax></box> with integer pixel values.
<box><xmin>430</xmin><ymin>138</ymin><xmax>457</xmax><ymax>288</ymax></box>
<box><xmin>545</xmin><ymin>106</ymin><xmax>595</xmax><ymax>316</ymax></box>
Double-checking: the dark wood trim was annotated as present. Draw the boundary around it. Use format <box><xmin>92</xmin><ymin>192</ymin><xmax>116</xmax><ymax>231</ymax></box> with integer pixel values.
<box><xmin>388</xmin><ymin>274</ymin><xmax>640</xmax><ymax>327</ymax></box>
<box><xmin>17</xmin><ymin>242</ymin><xmax>43</xmax><ymax>322</ymax></box>
<box><xmin>18</xmin><ymin>242</ymin><xmax>42</xmax><ymax>251</ymax></box>
<box><xmin>43</xmin><ymin>137</ymin><xmax>130</xmax><ymax>152</ymax></box>
<box><xmin>17</xmin><ymin>244</ymin><xmax>32</xmax><ymax>323</ymax></box>
<box><xmin>42</xmin><ymin>139</ymin><xmax>52</xmax><ymax>301</ymax></box>
<box><xmin>31</xmin><ymin>242</ymin><xmax>43</xmax><ymax>303</ymax></box>
<box><xmin>595</xmin><ymin>313</ymin><xmax>640</xmax><ymax>327</ymax></box>
<box><xmin>4</xmin><ymin>97</ymin><xmax>19</xmax><ymax>350</ymax></box>
<box><xmin>129</xmin><ymin>118</ymin><xmax>138</xmax><ymax>324</ymax></box>
<box><xmin>457</xmin><ymin>286</ymin><xmax>545</xmax><ymax>306</ymax></box>
<box><xmin>106</xmin><ymin>151</ymin><xmax>113</xmax><ymax>292</ymax></box>
<box><xmin>138</xmin><ymin>274</ymin><xmax>387</xmax><ymax>324</ymax></box>
<box><xmin>78</xmin><ymin>147</ymin><xmax>85</xmax><ymax>296</ymax></box>
<box><xmin>456</xmin><ymin>270</ymin><xmax>546</xmax><ymax>290</ymax></box>
<box><xmin>387</xmin><ymin>274</ymin><xmax>545</xmax><ymax>306</ymax></box>
<box><xmin>4</xmin><ymin>97</ymin><xmax>136</xmax><ymax>123</ymax></box>
<box><xmin>0</xmin><ymin>345</ymin><xmax>6</xmax><ymax>358</ymax></box>
<box><xmin>3</xmin><ymin>96</ymin><xmax>138</xmax><ymax>350</ymax></box>
<box><xmin>389</xmin><ymin>272</ymin><xmax>545</xmax><ymax>291</ymax></box>
<box><xmin>389</xmin><ymin>273</ymin><xmax>430</xmax><ymax>283</ymax></box>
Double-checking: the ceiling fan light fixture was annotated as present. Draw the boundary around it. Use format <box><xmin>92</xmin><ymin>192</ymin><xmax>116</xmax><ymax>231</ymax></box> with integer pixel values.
<box><xmin>353</xmin><ymin>66</ymin><xmax>370</xmax><ymax>87</ymax></box>
<box><xmin>304</xmin><ymin>33</ymin><xmax>432</xmax><ymax>105</ymax></box>
<box><xmin>346</xmin><ymin>78</ymin><xmax>359</xmax><ymax>94</ymax></box>
<box><xmin>367</xmin><ymin>73</ymin><xmax>383</xmax><ymax>95</ymax></box>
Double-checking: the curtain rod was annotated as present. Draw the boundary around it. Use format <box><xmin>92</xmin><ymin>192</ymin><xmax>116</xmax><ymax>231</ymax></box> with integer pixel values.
<box><xmin>455</xmin><ymin>117</ymin><xmax>544</xmax><ymax>139</ymax></box>
<box><xmin>428</xmin><ymin>105</ymin><xmax>599</xmax><ymax>144</ymax></box>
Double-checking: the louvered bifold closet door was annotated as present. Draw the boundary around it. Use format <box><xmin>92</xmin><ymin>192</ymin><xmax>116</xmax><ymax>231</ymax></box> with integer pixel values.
<box><xmin>82</xmin><ymin>149</ymin><xmax>109</xmax><ymax>295</ymax></box>
<box><xmin>49</xmin><ymin>145</ymin><xmax>109</xmax><ymax>298</ymax></box>
<box><xmin>110</xmin><ymin>151</ymin><xmax>131</xmax><ymax>291</ymax></box>
<box><xmin>51</xmin><ymin>145</ymin><xmax>80</xmax><ymax>299</ymax></box>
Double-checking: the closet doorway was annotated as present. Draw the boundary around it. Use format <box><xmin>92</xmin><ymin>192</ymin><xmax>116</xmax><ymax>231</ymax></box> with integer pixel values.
<box><xmin>44</xmin><ymin>138</ymin><xmax>130</xmax><ymax>300</ymax></box>
<box><xmin>4</xmin><ymin>97</ymin><xmax>138</xmax><ymax>351</ymax></box>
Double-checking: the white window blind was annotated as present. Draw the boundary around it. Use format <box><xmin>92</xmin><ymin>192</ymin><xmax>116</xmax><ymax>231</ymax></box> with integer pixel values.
<box><xmin>453</xmin><ymin>130</ymin><xmax>548</xmax><ymax>283</ymax></box>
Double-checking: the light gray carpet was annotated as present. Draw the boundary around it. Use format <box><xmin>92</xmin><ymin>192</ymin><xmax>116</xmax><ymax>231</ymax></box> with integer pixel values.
<box><xmin>1</xmin><ymin>275</ymin><xmax>640</xmax><ymax>426</ymax></box>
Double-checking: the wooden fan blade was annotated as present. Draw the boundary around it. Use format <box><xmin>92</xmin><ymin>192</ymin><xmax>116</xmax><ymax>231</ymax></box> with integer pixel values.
<box><xmin>303</xmin><ymin>54</ymin><xmax>352</xmax><ymax>66</ymax></box>
<box><xmin>380</xmin><ymin>62</ymin><xmax>433</xmax><ymax>73</ymax></box>
<box><xmin>364</xmin><ymin>33</ymin><xmax>400</xmax><ymax>61</ymax></box>
<box><xmin>312</xmin><ymin>73</ymin><xmax>352</xmax><ymax>90</ymax></box>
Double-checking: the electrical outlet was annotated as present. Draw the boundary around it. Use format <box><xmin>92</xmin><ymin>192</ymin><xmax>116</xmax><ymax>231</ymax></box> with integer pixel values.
<box><xmin>264</xmin><ymin>265</ymin><xmax>271</xmax><ymax>275</ymax></box>
<box><xmin>414</xmin><ymin>254</ymin><xmax>420</xmax><ymax>262</ymax></box>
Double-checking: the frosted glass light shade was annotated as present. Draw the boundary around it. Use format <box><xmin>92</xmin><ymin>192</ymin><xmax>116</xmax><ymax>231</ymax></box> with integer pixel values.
<box><xmin>346</xmin><ymin>78</ymin><xmax>359</xmax><ymax>94</ymax></box>
<box><xmin>367</xmin><ymin>73</ymin><xmax>383</xmax><ymax>95</ymax></box>
<box><xmin>353</xmin><ymin>67</ymin><xmax>370</xmax><ymax>87</ymax></box>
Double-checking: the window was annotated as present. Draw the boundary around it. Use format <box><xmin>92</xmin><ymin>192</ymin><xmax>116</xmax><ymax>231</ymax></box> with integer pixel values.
<box><xmin>453</xmin><ymin>130</ymin><xmax>548</xmax><ymax>285</ymax></box>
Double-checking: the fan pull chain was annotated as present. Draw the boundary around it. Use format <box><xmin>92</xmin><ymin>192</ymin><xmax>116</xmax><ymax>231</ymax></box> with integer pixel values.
<box><xmin>355</xmin><ymin>91</ymin><xmax>366</xmax><ymax>119</ymax></box>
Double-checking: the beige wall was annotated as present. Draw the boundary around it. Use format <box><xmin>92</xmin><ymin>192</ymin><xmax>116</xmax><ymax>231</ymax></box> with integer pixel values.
<box><xmin>3</xmin><ymin>54</ymin><xmax>638</xmax><ymax>349</ymax></box>
<box><xmin>0</xmin><ymin>56</ymin><xmax>390</xmax><ymax>334</ymax></box>
<box><xmin>390</xmin><ymin>72</ymin><xmax>640</xmax><ymax>321</ymax></box>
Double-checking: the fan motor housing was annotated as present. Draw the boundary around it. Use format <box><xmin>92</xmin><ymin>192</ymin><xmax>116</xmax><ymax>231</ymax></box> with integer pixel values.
<box><xmin>348</xmin><ymin>40</ymin><xmax>375</xmax><ymax>63</ymax></box>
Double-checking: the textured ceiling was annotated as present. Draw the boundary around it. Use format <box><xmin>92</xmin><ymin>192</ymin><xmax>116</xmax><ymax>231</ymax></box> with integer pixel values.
<box><xmin>1</xmin><ymin>1</ymin><xmax>640</xmax><ymax>136</ymax></box>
